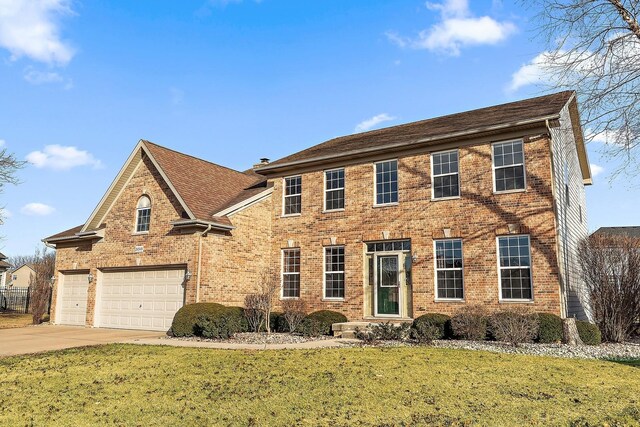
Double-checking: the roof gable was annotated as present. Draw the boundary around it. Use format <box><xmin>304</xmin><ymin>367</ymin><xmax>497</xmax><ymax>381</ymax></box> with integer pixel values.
<box><xmin>82</xmin><ymin>140</ymin><xmax>264</xmax><ymax>232</ymax></box>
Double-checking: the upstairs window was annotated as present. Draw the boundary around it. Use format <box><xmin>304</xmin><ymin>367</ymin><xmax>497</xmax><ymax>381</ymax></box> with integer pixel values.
<box><xmin>498</xmin><ymin>235</ymin><xmax>533</xmax><ymax>300</ymax></box>
<box><xmin>432</xmin><ymin>150</ymin><xmax>460</xmax><ymax>199</ymax></box>
<box><xmin>375</xmin><ymin>160</ymin><xmax>398</xmax><ymax>205</ymax></box>
<box><xmin>283</xmin><ymin>176</ymin><xmax>302</xmax><ymax>215</ymax></box>
<box><xmin>324</xmin><ymin>168</ymin><xmax>345</xmax><ymax>211</ymax></box>
<box><xmin>493</xmin><ymin>140</ymin><xmax>525</xmax><ymax>192</ymax></box>
<box><xmin>282</xmin><ymin>248</ymin><xmax>301</xmax><ymax>298</ymax></box>
<box><xmin>135</xmin><ymin>195</ymin><xmax>151</xmax><ymax>233</ymax></box>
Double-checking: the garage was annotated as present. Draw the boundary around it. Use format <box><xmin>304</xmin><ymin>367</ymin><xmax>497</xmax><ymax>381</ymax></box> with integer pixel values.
<box><xmin>56</xmin><ymin>272</ymin><xmax>89</xmax><ymax>326</ymax></box>
<box><xmin>97</xmin><ymin>268</ymin><xmax>185</xmax><ymax>331</ymax></box>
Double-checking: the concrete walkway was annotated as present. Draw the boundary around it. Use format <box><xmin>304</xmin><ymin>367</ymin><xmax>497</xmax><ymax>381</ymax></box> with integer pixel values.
<box><xmin>0</xmin><ymin>325</ymin><xmax>164</xmax><ymax>357</ymax></box>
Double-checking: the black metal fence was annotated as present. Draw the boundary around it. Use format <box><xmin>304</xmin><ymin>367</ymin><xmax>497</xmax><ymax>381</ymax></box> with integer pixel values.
<box><xmin>0</xmin><ymin>287</ymin><xmax>31</xmax><ymax>314</ymax></box>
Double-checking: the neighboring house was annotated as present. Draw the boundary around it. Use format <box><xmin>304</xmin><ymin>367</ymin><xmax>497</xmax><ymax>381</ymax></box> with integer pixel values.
<box><xmin>7</xmin><ymin>264</ymin><xmax>36</xmax><ymax>288</ymax></box>
<box><xmin>0</xmin><ymin>253</ymin><xmax>11</xmax><ymax>287</ymax></box>
<box><xmin>44</xmin><ymin>91</ymin><xmax>592</xmax><ymax>331</ymax></box>
<box><xmin>591</xmin><ymin>227</ymin><xmax>640</xmax><ymax>239</ymax></box>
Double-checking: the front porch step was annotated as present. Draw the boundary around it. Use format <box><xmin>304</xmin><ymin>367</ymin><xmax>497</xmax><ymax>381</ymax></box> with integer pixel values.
<box><xmin>332</xmin><ymin>320</ymin><xmax>413</xmax><ymax>339</ymax></box>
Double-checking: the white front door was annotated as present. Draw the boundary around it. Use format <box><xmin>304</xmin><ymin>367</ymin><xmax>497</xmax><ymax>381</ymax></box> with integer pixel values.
<box><xmin>97</xmin><ymin>268</ymin><xmax>185</xmax><ymax>331</ymax></box>
<box><xmin>57</xmin><ymin>273</ymin><xmax>89</xmax><ymax>326</ymax></box>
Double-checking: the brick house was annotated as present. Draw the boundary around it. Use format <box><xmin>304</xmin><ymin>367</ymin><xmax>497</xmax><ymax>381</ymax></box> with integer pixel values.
<box><xmin>44</xmin><ymin>91</ymin><xmax>592</xmax><ymax>331</ymax></box>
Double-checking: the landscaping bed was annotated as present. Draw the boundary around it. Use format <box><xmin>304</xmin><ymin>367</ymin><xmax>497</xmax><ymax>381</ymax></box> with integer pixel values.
<box><xmin>172</xmin><ymin>332</ymin><xmax>335</xmax><ymax>345</ymax></box>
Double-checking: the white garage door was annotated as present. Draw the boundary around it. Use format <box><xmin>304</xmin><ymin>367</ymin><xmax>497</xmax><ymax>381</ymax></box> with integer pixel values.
<box><xmin>98</xmin><ymin>269</ymin><xmax>185</xmax><ymax>331</ymax></box>
<box><xmin>57</xmin><ymin>273</ymin><xmax>88</xmax><ymax>326</ymax></box>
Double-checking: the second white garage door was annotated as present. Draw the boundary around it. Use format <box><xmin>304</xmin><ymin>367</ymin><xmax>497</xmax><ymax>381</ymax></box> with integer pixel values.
<box><xmin>98</xmin><ymin>269</ymin><xmax>185</xmax><ymax>331</ymax></box>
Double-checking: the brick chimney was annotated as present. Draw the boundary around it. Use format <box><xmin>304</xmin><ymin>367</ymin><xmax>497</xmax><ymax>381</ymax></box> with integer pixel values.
<box><xmin>253</xmin><ymin>158</ymin><xmax>270</xmax><ymax>169</ymax></box>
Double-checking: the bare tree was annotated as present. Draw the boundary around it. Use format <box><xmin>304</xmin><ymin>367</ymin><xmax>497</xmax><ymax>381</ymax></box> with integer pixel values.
<box><xmin>0</xmin><ymin>147</ymin><xmax>26</xmax><ymax>227</ymax></box>
<box><xmin>529</xmin><ymin>0</ymin><xmax>640</xmax><ymax>178</ymax></box>
<box><xmin>577</xmin><ymin>234</ymin><xmax>640</xmax><ymax>342</ymax></box>
<box><xmin>28</xmin><ymin>247</ymin><xmax>55</xmax><ymax>324</ymax></box>
<box><xmin>282</xmin><ymin>299</ymin><xmax>307</xmax><ymax>333</ymax></box>
<box><xmin>248</xmin><ymin>269</ymin><xmax>279</xmax><ymax>334</ymax></box>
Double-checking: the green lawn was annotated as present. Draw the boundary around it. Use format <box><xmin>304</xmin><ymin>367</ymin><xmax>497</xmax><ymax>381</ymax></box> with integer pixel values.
<box><xmin>0</xmin><ymin>313</ymin><xmax>32</xmax><ymax>329</ymax></box>
<box><xmin>1</xmin><ymin>345</ymin><xmax>639</xmax><ymax>426</ymax></box>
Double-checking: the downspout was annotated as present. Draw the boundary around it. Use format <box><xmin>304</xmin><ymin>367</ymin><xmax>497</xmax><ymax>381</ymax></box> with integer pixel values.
<box><xmin>195</xmin><ymin>224</ymin><xmax>213</xmax><ymax>303</ymax></box>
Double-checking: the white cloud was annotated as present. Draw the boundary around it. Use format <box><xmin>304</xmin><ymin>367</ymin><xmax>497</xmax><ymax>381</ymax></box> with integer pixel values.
<box><xmin>0</xmin><ymin>0</ymin><xmax>75</xmax><ymax>65</ymax></box>
<box><xmin>590</xmin><ymin>163</ymin><xmax>604</xmax><ymax>177</ymax></box>
<box><xmin>355</xmin><ymin>113</ymin><xmax>396</xmax><ymax>132</ymax></box>
<box><xmin>21</xmin><ymin>202</ymin><xmax>55</xmax><ymax>216</ymax></box>
<box><xmin>26</xmin><ymin>144</ymin><xmax>102</xmax><ymax>171</ymax></box>
<box><xmin>0</xmin><ymin>208</ymin><xmax>11</xmax><ymax>218</ymax></box>
<box><xmin>507</xmin><ymin>52</ymin><xmax>554</xmax><ymax>92</ymax></box>
<box><xmin>23</xmin><ymin>68</ymin><xmax>63</xmax><ymax>84</ymax></box>
<box><xmin>387</xmin><ymin>0</ymin><xmax>515</xmax><ymax>56</ymax></box>
<box><xmin>0</xmin><ymin>139</ymin><xmax>5</xmax><ymax>148</ymax></box>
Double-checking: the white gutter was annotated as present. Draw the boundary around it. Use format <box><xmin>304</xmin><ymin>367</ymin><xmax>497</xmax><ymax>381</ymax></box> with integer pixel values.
<box><xmin>213</xmin><ymin>187</ymin><xmax>274</xmax><ymax>217</ymax></box>
<box><xmin>255</xmin><ymin>114</ymin><xmax>561</xmax><ymax>173</ymax></box>
<box><xmin>195</xmin><ymin>224</ymin><xmax>213</xmax><ymax>303</ymax></box>
<box><xmin>171</xmin><ymin>219</ymin><xmax>235</xmax><ymax>231</ymax></box>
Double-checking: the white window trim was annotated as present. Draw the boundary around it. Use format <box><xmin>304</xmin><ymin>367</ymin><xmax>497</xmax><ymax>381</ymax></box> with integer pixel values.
<box><xmin>430</xmin><ymin>149</ymin><xmax>461</xmax><ymax>201</ymax></box>
<box><xmin>134</xmin><ymin>195</ymin><xmax>151</xmax><ymax>234</ymax></box>
<box><xmin>496</xmin><ymin>234</ymin><xmax>534</xmax><ymax>302</ymax></box>
<box><xmin>322</xmin><ymin>245</ymin><xmax>345</xmax><ymax>301</ymax></box>
<box><xmin>491</xmin><ymin>139</ymin><xmax>527</xmax><ymax>194</ymax></box>
<box><xmin>281</xmin><ymin>175</ymin><xmax>302</xmax><ymax>217</ymax></box>
<box><xmin>323</xmin><ymin>168</ymin><xmax>345</xmax><ymax>213</ymax></box>
<box><xmin>281</xmin><ymin>248</ymin><xmax>301</xmax><ymax>299</ymax></box>
<box><xmin>433</xmin><ymin>239</ymin><xmax>465</xmax><ymax>301</ymax></box>
<box><xmin>373</xmin><ymin>159</ymin><xmax>399</xmax><ymax>207</ymax></box>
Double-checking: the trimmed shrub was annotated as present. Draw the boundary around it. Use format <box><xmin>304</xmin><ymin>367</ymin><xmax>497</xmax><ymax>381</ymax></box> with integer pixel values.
<box><xmin>488</xmin><ymin>308</ymin><xmax>539</xmax><ymax>346</ymax></box>
<box><xmin>451</xmin><ymin>306</ymin><xmax>489</xmax><ymax>341</ymax></box>
<box><xmin>269</xmin><ymin>312</ymin><xmax>286</xmax><ymax>333</ymax></box>
<box><xmin>576</xmin><ymin>320</ymin><xmax>602</xmax><ymax>345</ymax></box>
<box><xmin>536</xmin><ymin>313</ymin><xmax>563</xmax><ymax>343</ymax></box>
<box><xmin>195</xmin><ymin>306</ymin><xmax>248</xmax><ymax>339</ymax></box>
<box><xmin>300</xmin><ymin>310</ymin><xmax>347</xmax><ymax>336</ymax></box>
<box><xmin>170</xmin><ymin>303</ymin><xmax>224</xmax><ymax>337</ymax></box>
<box><xmin>282</xmin><ymin>299</ymin><xmax>307</xmax><ymax>333</ymax></box>
<box><xmin>411</xmin><ymin>313</ymin><xmax>452</xmax><ymax>343</ymax></box>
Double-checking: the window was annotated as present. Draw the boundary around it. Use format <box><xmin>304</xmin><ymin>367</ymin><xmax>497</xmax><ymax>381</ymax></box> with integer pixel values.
<box><xmin>431</xmin><ymin>150</ymin><xmax>460</xmax><ymax>199</ymax></box>
<box><xmin>374</xmin><ymin>160</ymin><xmax>398</xmax><ymax>205</ymax></box>
<box><xmin>366</xmin><ymin>240</ymin><xmax>411</xmax><ymax>253</ymax></box>
<box><xmin>498</xmin><ymin>235</ymin><xmax>532</xmax><ymax>300</ymax></box>
<box><xmin>324</xmin><ymin>246</ymin><xmax>345</xmax><ymax>299</ymax></box>
<box><xmin>435</xmin><ymin>239</ymin><xmax>463</xmax><ymax>299</ymax></box>
<box><xmin>282</xmin><ymin>248</ymin><xmax>300</xmax><ymax>298</ymax></box>
<box><xmin>324</xmin><ymin>168</ymin><xmax>345</xmax><ymax>211</ymax></box>
<box><xmin>135</xmin><ymin>195</ymin><xmax>151</xmax><ymax>233</ymax></box>
<box><xmin>493</xmin><ymin>140</ymin><xmax>525</xmax><ymax>192</ymax></box>
<box><xmin>283</xmin><ymin>176</ymin><xmax>302</xmax><ymax>215</ymax></box>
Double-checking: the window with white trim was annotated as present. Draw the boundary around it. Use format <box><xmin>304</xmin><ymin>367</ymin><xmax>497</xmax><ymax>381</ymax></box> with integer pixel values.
<box><xmin>325</xmin><ymin>169</ymin><xmax>344</xmax><ymax>211</ymax></box>
<box><xmin>283</xmin><ymin>176</ymin><xmax>302</xmax><ymax>215</ymax></box>
<box><xmin>435</xmin><ymin>239</ymin><xmax>463</xmax><ymax>299</ymax></box>
<box><xmin>493</xmin><ymin>140</ymin><xmax>525</xmax><ymax>192</ymax></box>
<box><xmin>375</xmin><ymin>160</ymin><xmax>398</xmax><ymax>205</ymax></box>
<box><xmin>432</xmin><ymin>150</ymin><xmax>460</xmax><ymax>199</ymax></box>
<box><xmin>324</xmin><ymin>246</ymin><xmax>345</xmax><ymax>299</ymax></box>
<box><xmin>498</xmin><ymin>235</ymin><xmax>532</xmax><ymax>300</ymax></box>
<box><xmin>282</xmin><ymin>248</ymin><xmax>300</xmax><ymax>298</ymax></box>
<box><xmin>135</xmin><ymin>195</ymin><xmax>151</xmax><ymax>233</ymax></box>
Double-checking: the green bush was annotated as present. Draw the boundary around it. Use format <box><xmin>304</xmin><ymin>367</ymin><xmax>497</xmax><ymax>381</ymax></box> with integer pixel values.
<box><xmin>536</xmin><ymin>313</ymin><xmax>563</xmax><ymax>343</ymax></box>
<box><xmin>195</xmin><ymin>306</ymin><xmax>248</xmax><ymax>339</ymax></box>
<box><xmin>300</xmin><ymin>310</ymin><xmax>347</xmax><ymax>336</ymax></box>
<box><xmin>576</xmin><ymin>320</ymin><xmax>602</xmax><ymax>345</ymax></box>
<box><xmin>411</xmin><ymin>313</ymin><xmax>452</xmax><ymax>342</ymax></box>
<box><xmin>269</xmin><ymin>312</ymin><xmax>286</xmax><ymax>333</ymax></box>
<box><xmin>170</xmin><ymin>303</ymin><xmax>225</xmax><ymax>337</ymax></box>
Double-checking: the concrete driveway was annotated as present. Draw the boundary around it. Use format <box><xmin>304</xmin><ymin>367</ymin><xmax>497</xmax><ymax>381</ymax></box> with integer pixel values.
<box><xmin>0</xmin><ymin>325</ymin><xmax>165</xmax><ymax>357</ymax></box>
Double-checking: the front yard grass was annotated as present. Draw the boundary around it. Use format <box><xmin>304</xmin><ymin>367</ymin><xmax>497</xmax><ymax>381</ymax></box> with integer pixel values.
<box><xmin>0</xmin><ymin>313</ymin><xmax>32</xmax><ymax>329</ymax></box>
<box><xmin>0</xmin><ymin>345</ymin><xmax>639</xmax><ymax>426</ymax></box>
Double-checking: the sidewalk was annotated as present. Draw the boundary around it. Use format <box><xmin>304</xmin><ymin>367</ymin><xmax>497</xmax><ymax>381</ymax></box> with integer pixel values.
<box><xmin>128</xmin><ymin>336</ymin><xmax>360</xmax><ymax>350</ymax></box>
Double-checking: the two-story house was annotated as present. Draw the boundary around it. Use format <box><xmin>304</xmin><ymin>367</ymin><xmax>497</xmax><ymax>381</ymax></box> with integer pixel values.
<box><xmin>44</xmin><ymin>91</ymin><xmax>592</xmax><ymax>331</ymax></box>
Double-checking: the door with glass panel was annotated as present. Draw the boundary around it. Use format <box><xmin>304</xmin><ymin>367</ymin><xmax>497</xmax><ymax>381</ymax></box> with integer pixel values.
<box><xmin>376</xmin><ymin>255</ymin><xmax>400</xmax><ymax>316</ymax></box>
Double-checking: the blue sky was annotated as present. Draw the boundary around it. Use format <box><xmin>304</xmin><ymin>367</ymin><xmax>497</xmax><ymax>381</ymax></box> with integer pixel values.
<box><xmin>0</xmin><ymin>0</ymin><xmax>637</xmax><ymax>257</ymax></box>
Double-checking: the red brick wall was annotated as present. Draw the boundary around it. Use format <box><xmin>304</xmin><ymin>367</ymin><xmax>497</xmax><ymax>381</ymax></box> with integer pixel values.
<box><xmin>268</xmin><ymin>136</ymin><xmax>562</xmax><ymax>320</ymax></box>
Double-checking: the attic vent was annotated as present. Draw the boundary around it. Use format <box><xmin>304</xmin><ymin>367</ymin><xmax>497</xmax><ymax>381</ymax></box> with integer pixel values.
<box><xmin>181</xmin><ymin>210</ymin><xmax>189</xmax><ymax>219</ymax></box>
